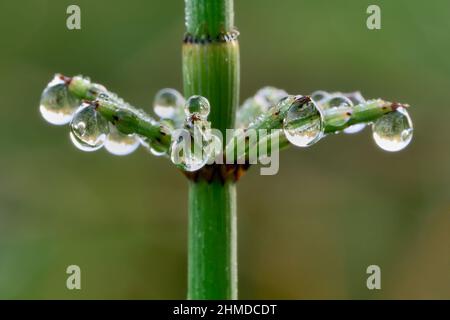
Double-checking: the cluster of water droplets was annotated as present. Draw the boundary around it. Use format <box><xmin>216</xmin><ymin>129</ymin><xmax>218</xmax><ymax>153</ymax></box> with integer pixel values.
<box><xmin>40</xmin><ymin>75</ymin><xmax>145</xmax><ymax>156</ymax></box>
<box><xmin>236</xmin><ymin>86</ymin><xmax>288</xmax><ymax>128</ymax></box>
<box><xmin>169</xmin><ymin>95</ymin><xmax>221</xmax><ymax>172</ymax></box>
<box><xmin>282</xmin><ymin>90</ymin><xmax>413</xmax><ymax>152</ymax></box>
<box><xmin>312</xmin><ymin>90</ymin><xmax>366</xmax><ymax>134</ymax></box>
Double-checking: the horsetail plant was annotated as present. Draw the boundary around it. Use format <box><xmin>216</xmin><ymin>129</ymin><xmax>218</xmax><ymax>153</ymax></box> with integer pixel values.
<box><xmin>39</xmin><ymin>0</ymin><xmax>413</xmax><ymax>300</ymax></box>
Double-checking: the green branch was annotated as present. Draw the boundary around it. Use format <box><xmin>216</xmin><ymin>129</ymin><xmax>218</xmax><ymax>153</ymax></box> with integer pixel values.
<box><xmin>67</xmin><ymin>75</ymin><xmax>172</xmax><ymax>152</ymax></box>
<box><xmin>228</xmin><ymin>95</ymin><xmax>409</xmax><ymax>162</ymax></box>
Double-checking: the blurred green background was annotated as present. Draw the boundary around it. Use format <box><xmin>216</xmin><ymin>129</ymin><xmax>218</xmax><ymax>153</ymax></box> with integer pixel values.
<box><xmin>0</xmin><ymin>0</ymin><xmax>449</xmax><ymax>299</ymax></box>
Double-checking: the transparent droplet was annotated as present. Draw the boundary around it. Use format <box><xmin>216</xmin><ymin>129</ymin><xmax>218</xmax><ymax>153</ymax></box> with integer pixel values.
<box><xmin>69</xmin><ymin>103</ymin><xmax>110</xmax><ymax>152</ymax></box>
<box><xmin>344</xmin><ymin>91</ymin><xmax>365</xmax><ymax>105</ymax></box>
<box><xmin>311</xmin><ymin>90</ymin><xmax>330</xmax><ymax>104</ymax></box>
<box><xmin>283</xmin><ymin>96</ymin><xmax>324</xmax><ymax>147</ymax></box>
<box><xmin>343</xmin><ymin>123</ymin><xmax>365</xmax><ymax>134</ymax></box>
<box><xmin>255</xmin><ymin>87</ymin><xmax>288</xmax><ymax>110</ymax></box>
<box><xmin>104</xmin><ymin>124</ymin><xmax>140</xmax><ymax>156</ymax></box>
<box><xmin>140</xmin><ymin>136</ymin><xmax>168</xmax><ymax>157</ymax></box>
<box><xmin>40</xmin><ymin>76</ymin><xmax>80</xmax><ymax>125</ymax></box>
<box><xmin>321</xmin><ymin>94</ymin><xmax>353</xmax><ymax>110</ymax></box>
<box><xmin>185</xmin><ymin>95</ymin><xmax>210</xmax><ymax>119</ymax></box>
<box><xmin>153</xmin><ymin>88</ymin><xmax>185</xmax><ymax>119</ymax></box>
<box><xmin>170</xmin><ymin>126</ymin><xmax>209</xmax><ymax>171</ymax></box>
<box><xmin>372</xmin><ymin>107</ymin><xmax>413</xmax><ymax>152</ymax></box>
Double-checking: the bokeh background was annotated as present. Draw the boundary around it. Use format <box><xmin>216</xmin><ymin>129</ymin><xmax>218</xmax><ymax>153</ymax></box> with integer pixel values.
<box><xmin>0</xmin><ymin>0</ymin><xmax>449</xmax><ymax>299</ymax></box>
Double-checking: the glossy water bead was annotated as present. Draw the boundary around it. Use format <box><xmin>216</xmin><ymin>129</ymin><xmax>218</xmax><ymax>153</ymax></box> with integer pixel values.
<box><xmin>69</xmin><ymin>103</ymin><xmax>110</xmax><ymax>152</ymax></box>
<box><xmin>153</xmin><ymin>88</ymin><xmax>185</xmax><ymax>119</ymax></box>
<box><xmin>185</xmin><ymin>95</ymin><xmax>210</xmax><ymax>119</ymax></box>
<box><xmin>372</xmin><ymin>107</ymin><xmax>413</xmax><ymax>152</ymax></box>
<box><xmin>104</xmin><ymin>124</ymin><xmax>140</xmax><ymax>156</ymax></box>
<box><xmin>321</xmin><ymin>94</ymin><xmax>353</xmax><ymax>109</ymax></box>
<box><xmin>40</xmin><ymin>75</ymin><xmax>80</xmax><ymax>125</ymax></box>
<box><xmin>311</xmin><ymin>90</ymin><xmax>330</xmax><ymax>104</ymax></box>
<box><xmin>283</xmin><ymin>96</ymin><xmax>324</xmax><ymax>147</ymax></box>
<box><xmin>140</xmin><ymin>136</ymin><xmax>168</xmax><ymax>157</ymax></box>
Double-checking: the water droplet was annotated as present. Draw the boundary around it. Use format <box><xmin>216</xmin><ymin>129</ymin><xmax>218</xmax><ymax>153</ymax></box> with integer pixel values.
<box><xmin>343</xmin><ymin>123</ymin><xmax>366</xmax><ymax>134</ymax></box>
<box><xmin>344</xmin><ymin>91</ymin><xmax>365</xmax><ymax>105</ymax></box>
<box><xmin>140</xmin><ymin>136</ymin><xmax>168</xmax><ymax>157</ymax></box>
<box><xmin>311</xmin><ymin>90</ymin><xmax>330</xmax><ymax>104</ymax></box>
<box><xmin>170</xmin><ymin>126</ymin><xmax>209</xmax><ymax>171</ymax></box>
<box><xmin>69</xmin><ymin>103</ymin><xmax>109</xmax><ymax>152</ymax></box>
<box><xmin>40</xmin><ymin>76</ymin><xmax>80</xmax><ymax>125</ymax></box>
<box><xmin>104</xmin><ymin>124</ymin><xmax>140</xmax><ymax>156</ymax></box>
<box><xmin>283</xmin><ymin>96</ymin><xmax>324</xmax><ymax>147</ymax></box>
<box><xmin>372</xmin><ymin>107</ymin><xmax>413</xmax><ymax>152</ymax></box>
<box><xmin>255</xmin><ymin>87</ymin><xmax>288</xmax><ymax>110</ymax></box>
<box><xmin>153</xmin><ymin>88</ymin><xmax>185</xmax><ymax>119</ymax></box>
<box><xmin>185</xmin><ymin>95</ymin><xmax>210</xmax><ymax>119</ymax></box>
<box><xmin>321</xmin><ymin>94</ymin><xmax>353</xmax><ymax>109</ymax></box>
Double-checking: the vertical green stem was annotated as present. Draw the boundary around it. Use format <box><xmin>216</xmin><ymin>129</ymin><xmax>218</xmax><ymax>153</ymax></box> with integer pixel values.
<box><xmin>188</xmin><ymin>180</ymin><xmax>237</xmax><ymax>299</ymax></box>
<box><xmin>183</xmin><ymin>0</ymin><xmax>239</xmax><ymax>299</ymax></box>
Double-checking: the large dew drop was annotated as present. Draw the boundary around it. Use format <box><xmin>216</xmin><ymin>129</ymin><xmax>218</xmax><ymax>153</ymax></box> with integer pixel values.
<box><xmin>185</xmin><ymin>96</ymin><xmax>210</xmax><ymax>119</ymax></box>
<box><xmin>40</xmin><ymin>76</ymin><xmax>80</xmax><ymax>125</ymax></box>
<box><xmin>104</xmin><ymin>124</ymin><xmax>140</xmax><ymax>156</ymax></box>
<box><xmin>153</xmin><ymin>88</ymin><xmax>185</xmax><ymax>119</ymax></box>
<box><xmin>283</xmin><ymin>97</ymin><xmax>324</xmax><ymax>147</ymax></box>
<box><xmin>69</xmin><ymin>103</ymin><xmax>110</xmax><ymax>152</ymax></box>
<box><xmin>372</xmin><ymin>107</ymin><xmax>413</xmax><ymax>152</ymax></box>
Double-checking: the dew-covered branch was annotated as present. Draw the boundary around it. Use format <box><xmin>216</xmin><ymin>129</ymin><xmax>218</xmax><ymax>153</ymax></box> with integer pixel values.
<box><xmin>39</xmin><ymin>75</ymin><xmax>413</xmax><ymax>172</ymax></box>
<box><xmin>40</xmin><ymin>74</ymin><xmax>176</xmax><ymax>156</ymax></box>
<box><xmin>227</xmin><ymin>91</ymin><xmax>413</xmax><ymax>163</ymax></box>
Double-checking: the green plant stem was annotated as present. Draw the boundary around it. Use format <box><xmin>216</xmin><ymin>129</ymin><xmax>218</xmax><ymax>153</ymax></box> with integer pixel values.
<box><xmin>183</xmin><ymin>0</ymin><xmax>239</xmax><ymax>300</ymax></box>
<box><xmin>188</xmin><ymin>180</ymin><xmax>237</xmax><ymax>299</ymax></box>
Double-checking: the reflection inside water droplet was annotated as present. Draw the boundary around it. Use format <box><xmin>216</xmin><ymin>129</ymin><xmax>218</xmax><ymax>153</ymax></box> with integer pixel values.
<box><xmin>185</xmin><ymin>96</ymin><xmax>210</xmax><ymax>119</ymax></box>
<box><xmin>372</xmin><ymin>107</ymin><xmax>413</xmax><ymax>152</ymax></box>
<box><xmin>153</xmin><ymin>88</ymin><xmax>185</xmax><ymax>120</ymax></box>
<box><xmin>69</xmin><ymin>103</ymin><xmax>110</xmax><ymax>152</ymax></box>
<box><xmin>283</xmin><ymin>96</ymin><xmax>324</xmax><ymax>147</ymax></box>
<box><xmin>40</xmin><ymin>76</ymin><xmax>80</xmax><ymax>125</ymax></box>
<box><xmin>104</xmin><ymin>124</ymin><xmax>140</xmax><ymax>156</ymax></box>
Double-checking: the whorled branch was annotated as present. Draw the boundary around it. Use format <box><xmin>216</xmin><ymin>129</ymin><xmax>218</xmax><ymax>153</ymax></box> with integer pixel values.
<box><xmin>228</xmin><ymin>95</ymin><xmax>410</xmax><ymax>162</ymax></box>
<box><xmin>46</xmin><ymin>74</ymin><xmax>410</xmax><ymax>171</ymax></box>
<box><xmin>67</xmin><ymin>75</ymin><xmax>172</xmax><ymax>152</ymax></box>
